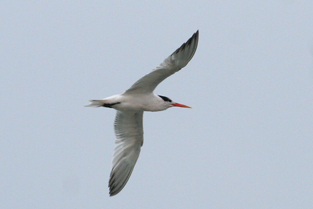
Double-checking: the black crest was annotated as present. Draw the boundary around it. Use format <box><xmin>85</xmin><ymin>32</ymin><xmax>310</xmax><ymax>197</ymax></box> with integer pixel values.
<box><xmin>158</xmin><ymin>95</ymin><xmax>172</xmax><ymax>102</ymax></box>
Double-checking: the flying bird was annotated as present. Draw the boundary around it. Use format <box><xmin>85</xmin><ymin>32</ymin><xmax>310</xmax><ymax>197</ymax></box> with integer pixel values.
<box><xmin>86</xmin><ymin>31</ymin><xmax>199</xmax><ymax>196</ymax></box>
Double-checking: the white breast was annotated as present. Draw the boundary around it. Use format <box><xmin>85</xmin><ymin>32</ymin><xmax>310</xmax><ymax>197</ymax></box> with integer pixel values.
<box><xmin>110</xmin><ymin>93</ymin><xmax>167</xmax><ymax>112</ymax></box>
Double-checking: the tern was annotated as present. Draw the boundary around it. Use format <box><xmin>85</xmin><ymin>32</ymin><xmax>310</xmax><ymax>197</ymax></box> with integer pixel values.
<box><xmin>86</xmin><ymin>31</ymin><xmax>199</xmax><ymax>196</ymax></box>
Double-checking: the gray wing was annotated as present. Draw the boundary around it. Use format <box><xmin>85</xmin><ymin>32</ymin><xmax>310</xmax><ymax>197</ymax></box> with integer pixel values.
<box><xmin>109</xmin><ymin>110</ymin><xmax>144</xmax><ymax>196</ymax></box>
<box><xmin>124</xmin><ymin>30</ymin><xmax>199</xmax><ymax>94</ymax></box>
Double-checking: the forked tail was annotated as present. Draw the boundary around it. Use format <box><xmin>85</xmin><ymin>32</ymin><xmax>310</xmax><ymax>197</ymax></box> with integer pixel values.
<box><xmin>85</xmin><ymin>100</ymin><xmax>105</xmax><ymax>107</ymax></box>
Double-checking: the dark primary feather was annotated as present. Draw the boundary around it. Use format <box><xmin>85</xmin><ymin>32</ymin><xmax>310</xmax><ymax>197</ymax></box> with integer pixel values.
<box><xmin>171</xmin><ymin>30</ymin><xmax>199</xmax><ymax>57</ymax></box>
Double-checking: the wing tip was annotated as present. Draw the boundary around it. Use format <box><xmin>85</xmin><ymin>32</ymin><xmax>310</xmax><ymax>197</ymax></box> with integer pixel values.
<box><xmin>108</xmin><ymin>170</ymin><xmax>121</xmax><ymax>197</ymax></box>
<box><xmin>171</xmin><ymin>30</ymin><xmax>199</xmax><ymax>57</ymax></box>
<box><xmin>108</xmin><ymin>167</ymin><xmax>134</xmax><ymax>197</ymax></box>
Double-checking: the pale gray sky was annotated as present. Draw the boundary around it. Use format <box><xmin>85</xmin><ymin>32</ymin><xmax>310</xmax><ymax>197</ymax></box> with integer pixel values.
<box><xmin>1</xmin><ymin>1</ymin><xmax>313</xmax><ymax>208</ymax></box>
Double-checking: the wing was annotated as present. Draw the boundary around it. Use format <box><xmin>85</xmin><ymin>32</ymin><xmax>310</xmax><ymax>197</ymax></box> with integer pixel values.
<box><xmin>124</xmin><ymin>30</ymin><xmax>199</xmax><ymax>94</ymax></box>
<box><xmin>109</xmin><ymin>110</ymin><xmax>144</xmax><ymax>196</ymax></box>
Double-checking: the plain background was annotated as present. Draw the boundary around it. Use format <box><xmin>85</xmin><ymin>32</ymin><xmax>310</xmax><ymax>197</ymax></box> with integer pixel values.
<box><xmin>1</xmin><ymin>1</ymin><xmax>313</xmax><ymax>208</ymax></box>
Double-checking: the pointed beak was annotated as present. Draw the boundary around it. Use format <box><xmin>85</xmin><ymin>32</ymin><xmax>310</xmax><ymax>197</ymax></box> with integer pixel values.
<box><xmin>172</xmin><ymin>103</ymin><xmax>192</xmax><ymax>108</ymax></box>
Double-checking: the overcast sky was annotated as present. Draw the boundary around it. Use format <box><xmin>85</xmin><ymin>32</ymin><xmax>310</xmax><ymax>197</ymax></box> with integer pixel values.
<box><xmin>1</xmin><ymin>1</ymin><xmax>313</xmax><ymax>208</ymax></box>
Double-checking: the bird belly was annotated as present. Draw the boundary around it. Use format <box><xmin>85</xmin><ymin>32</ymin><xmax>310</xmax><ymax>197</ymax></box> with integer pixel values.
<box><xmin>113</xmin><ymin>94</ymin><xmax>166</xmax><ymax>112</ymax></box>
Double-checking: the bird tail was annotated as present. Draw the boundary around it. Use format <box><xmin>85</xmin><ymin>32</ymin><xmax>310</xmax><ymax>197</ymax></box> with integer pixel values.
<box><xmin>85</xmin><ymin>100</ymin><xmax>105</xmax><ymax>107</ymax></box>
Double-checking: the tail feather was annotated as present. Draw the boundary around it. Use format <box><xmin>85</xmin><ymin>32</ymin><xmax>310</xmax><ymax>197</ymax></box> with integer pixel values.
<box><xmin>85</xmin><ymin>100</ymin><xmax>105</xmax><ymax>107</ymax></box>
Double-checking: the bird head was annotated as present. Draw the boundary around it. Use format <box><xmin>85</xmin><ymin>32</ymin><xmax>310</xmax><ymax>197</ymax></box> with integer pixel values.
<box><xmin>158</xmin><ymin>95</ymin><xmax>191</xmax><ymax>109</ymax></box>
